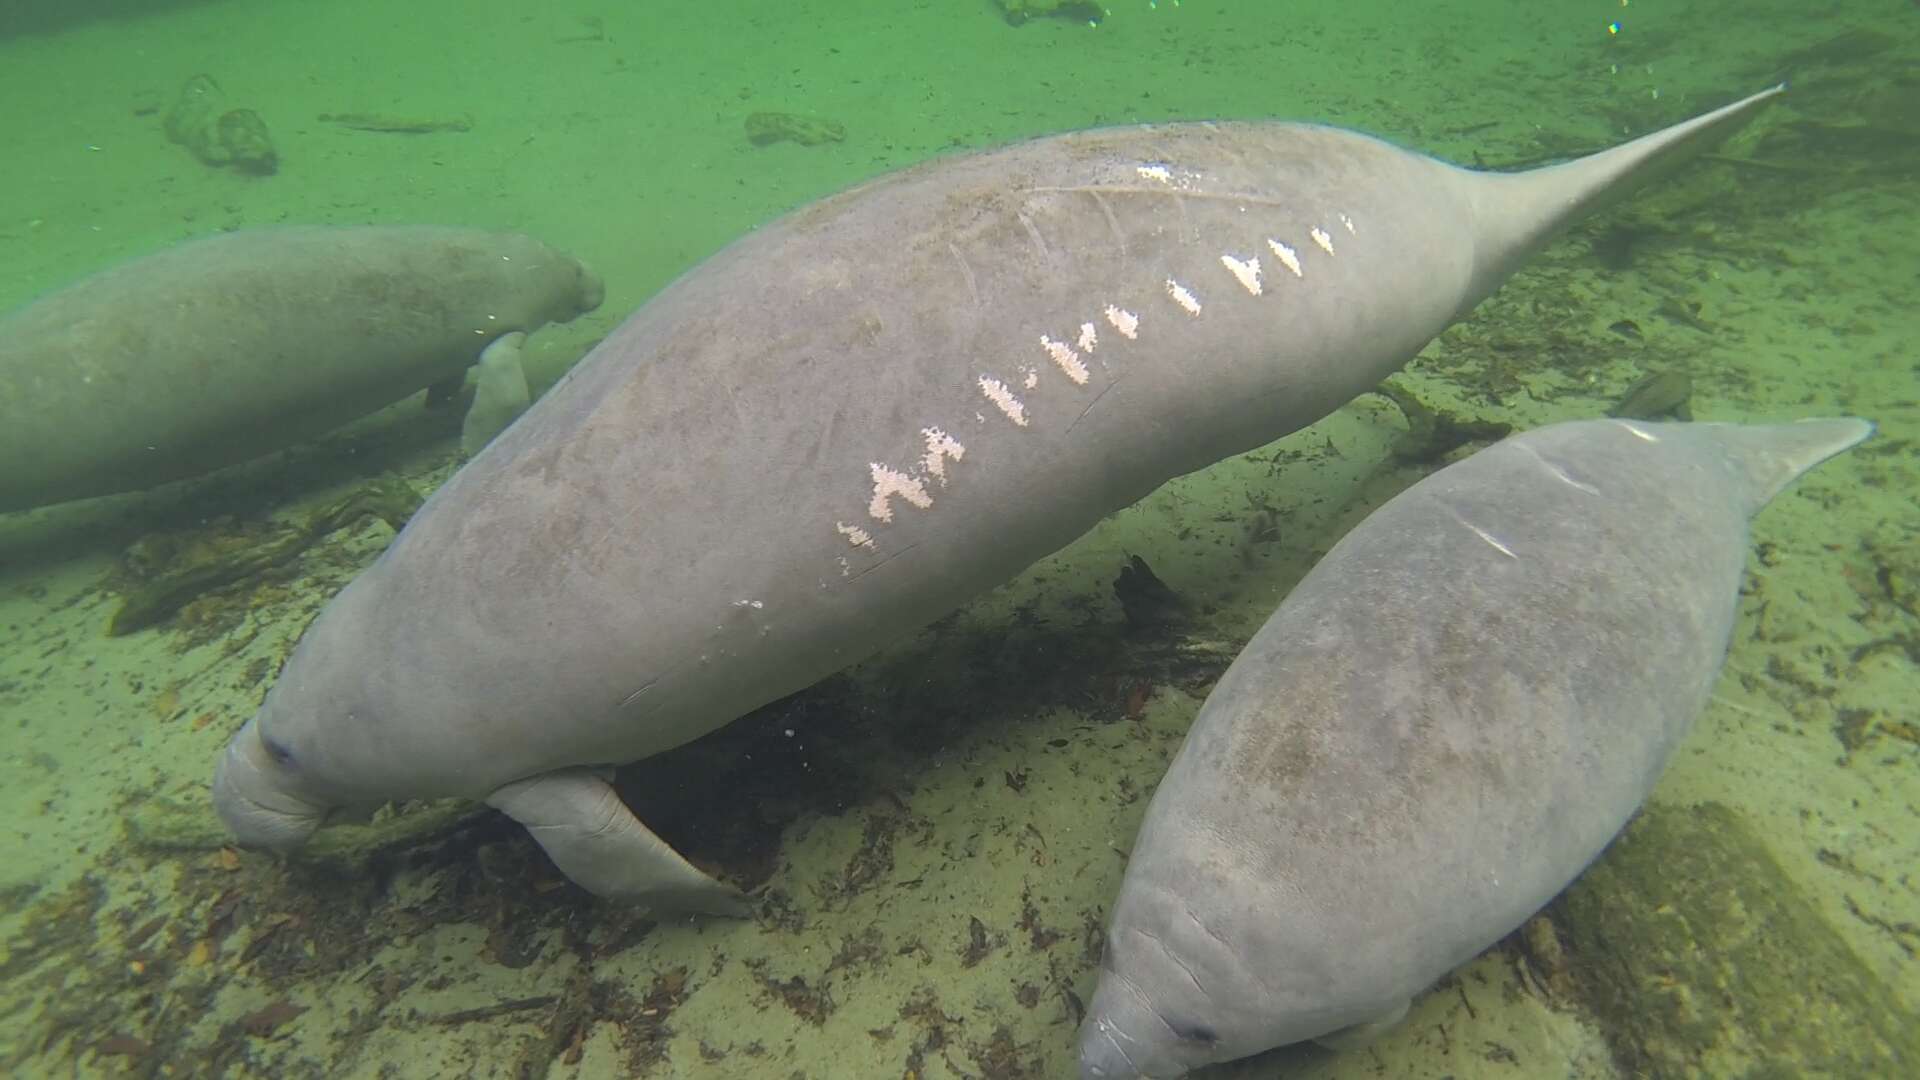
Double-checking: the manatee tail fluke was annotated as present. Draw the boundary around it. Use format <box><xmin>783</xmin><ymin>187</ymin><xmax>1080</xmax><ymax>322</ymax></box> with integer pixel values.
<box><xmin>1457</xmin><ymin>84</ymin><xmax>1785</xmax><ymax>303</ymax></box>
<box><xmin>1707</xmin><ymin>416</ymin><xmax>1875</xmax><ymax>515</ymax></box>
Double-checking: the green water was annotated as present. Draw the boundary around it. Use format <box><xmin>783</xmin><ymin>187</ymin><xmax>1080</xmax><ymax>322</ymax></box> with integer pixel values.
<box><xmin>1</xmin><ymin>1</ymin><xmax>1915</xmax><ymax>1077</ymax></box>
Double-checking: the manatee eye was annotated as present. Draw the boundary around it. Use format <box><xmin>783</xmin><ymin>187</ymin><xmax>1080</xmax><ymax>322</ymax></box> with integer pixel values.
<box><xmin>1168</xmin><ymin>1020</ymin><xmax>1218</xmax><ymax>1047</ymax></box>
<box><xmin>262</xmin><ymin>734</ymin><xmax>296</xmax><ymax>767</ymax></box>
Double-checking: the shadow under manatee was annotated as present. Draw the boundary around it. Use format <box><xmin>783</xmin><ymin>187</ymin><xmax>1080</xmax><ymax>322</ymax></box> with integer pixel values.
<box><xmin>385</xmin><ymin>568</ymin><xmax>1229</xmax><ymax>921</ymax></box>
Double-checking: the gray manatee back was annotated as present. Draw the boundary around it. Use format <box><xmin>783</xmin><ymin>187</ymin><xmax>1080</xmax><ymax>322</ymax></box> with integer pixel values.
<box><xmin>1079</xmin><ymin>417</ymin><xmax>1873</xmax><ymax>1078</ymax></box>
<box><xmin>0</xmin><ymin>225</ymin><xmax>602</xmax><ymax>511</ymax></box>
<box><xmin>248</xmin><ymin>89</ymin><xmax>1782</xmax><ymax>809</ymax></box>
<box><xmin>251</xmin><ymin>119</ymin><xmax>1501</xmax><ymax>804</ymax></box>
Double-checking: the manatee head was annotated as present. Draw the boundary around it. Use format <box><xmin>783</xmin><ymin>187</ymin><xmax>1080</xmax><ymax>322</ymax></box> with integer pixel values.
<box><xmin>571</xmin><ymin>257</ymin><xmax>605</xmax><ymax>315</ymax></box>
<box><xmin>551</xmin><ymin>249</ymin><xmax>603</xmax><ymax>320</ymax></box>
<box><xmin>212</xmin><ymin>710</ymin><xmax>331</xmax><ymax>852</ymax></box>
<box><xmin>1078</xmin><ymin>820</ymin><xmax>1413</xmax><ymax>1079</ymax></box>
<box><xmin>492</xmin><ymin>230</ymin><xmax>603</xmax><ymax>327</ymax></box>
<box><xmin>1078</xmin><ymin>878</ymin><xmax>1288</xmax><ymax>1079</ymax></box>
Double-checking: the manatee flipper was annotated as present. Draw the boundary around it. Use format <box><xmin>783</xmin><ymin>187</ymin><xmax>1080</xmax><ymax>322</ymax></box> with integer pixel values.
<box><xmin>1312</xmin><ymin>1000</ymin><xmax>1411</xmax><ymax>1051</ymax></box>
<box><xmin>460</xmin><ymin>331</ymin><xmax>531</xmax><ymax>455</ymax></box>
<box><xmin>484</xmin><ymin>767</ymin><xmax>751</xmax><ymax>917</ymax></box>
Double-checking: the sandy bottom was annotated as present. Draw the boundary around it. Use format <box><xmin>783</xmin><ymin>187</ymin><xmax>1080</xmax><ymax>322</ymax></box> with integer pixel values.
<box><xmin>1</xmin><ymin>1</ymin><xmax>1914</xmax><ymax>1077</ymax></box>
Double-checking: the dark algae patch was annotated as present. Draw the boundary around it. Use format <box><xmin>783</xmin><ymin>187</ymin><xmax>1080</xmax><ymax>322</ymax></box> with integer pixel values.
<box><xmin>1554</xmin><ymin>801</ymin><xmax>1920</xmax><ymax>1077</ymax></box>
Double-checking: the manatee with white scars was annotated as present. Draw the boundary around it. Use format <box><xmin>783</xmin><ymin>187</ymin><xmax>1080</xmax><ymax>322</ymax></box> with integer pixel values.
<box><xmin>213</xmin><ymin>88</ymin><xmax>1783</xmax><ymax>915</ymax></box>
<box><xmin>1078</xmin><ymin>416</ymin><xmax>1874</xmax><ymax>1079</ymax></box>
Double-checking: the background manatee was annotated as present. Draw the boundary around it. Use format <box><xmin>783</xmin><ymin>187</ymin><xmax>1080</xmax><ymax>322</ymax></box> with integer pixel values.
<box><xmin>0</xmin><ymin>225</ymin><xmax>602</xmax><ymax>512</ymax></box>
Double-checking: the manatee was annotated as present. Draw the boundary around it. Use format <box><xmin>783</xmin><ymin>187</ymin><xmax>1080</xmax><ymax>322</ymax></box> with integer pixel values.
<box><xmin>0</xmin><ymin>225</ymin><xmax>602</xmax><ymax>512</ymax></box>
<box><xmin>1078</xmin><ymin>416</ymin><xmax>1875</xmax><ymax>1078</ymax></box>
<box><xmin>212</xmin><ymin>89</ymin><xmax>1782</xmax><ymax>916</ymax></box>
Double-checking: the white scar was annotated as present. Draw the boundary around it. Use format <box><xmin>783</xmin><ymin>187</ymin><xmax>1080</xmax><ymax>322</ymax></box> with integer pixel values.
<box><xmin>1040</xmin><ymin>334</ymin><xmax>1090</xmax><ymax>385</ymax></box>
<box><xmin>1310</xmin><ymin>226</ymin><xmax>1335</xmax><ymax>255</ymax></box>
<box><xmin>867</xmin><ymin>463</ymin><xmax>932</xmax><ymax>522</ymax></box>
<box><xmin>1516</xmin><ymin>442</ymin><xmax>1599</xmax><ymax>495</ymax></box>
<box><xmin>1452</xmin><ymin>511</ymin><xmax>1517</xmax><ymax>559</ymax></box>
<box><xmin>1104</xmin><ymin>304</ymin><xmax>1139</xmax><ymax>339</ymax></box>
<box><xmin>1220</xmin><ymin>253</ymin><xmax>1262</xmax><ymax>296</ymax></box>
<box><xmin>1165</xmin><ymin>278</ymin><xmax>1202</xmax><ymax>316</ymax></box>
<box><xmin>1267</xmin><ymin>238</ymin><xmax>1303</xmax><ymax>277</ymax></box>
<box><xmin>835</xmin><ymin>521</ymin><xmax>877</xmax><ymax>549</ymax></box>
<box><xmin>978</xmin><ymin>375</ymin><xmax>1030</xmax><ymax>426</ymax></box>
<box><xmin>921</xmin><ymin>426</ymin><xmax>965</xmax><ymax>480</ymax></box>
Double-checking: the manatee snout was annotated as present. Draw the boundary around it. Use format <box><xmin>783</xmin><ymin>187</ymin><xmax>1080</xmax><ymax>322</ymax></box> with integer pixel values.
<box><xmin>1079</xmin><ymin>946</ymin><xmax>1223</xmax><ymax>1080</ymax></box>
<box><xmin>572</xmin><ymin>258</ymin><xmax>605</xmax><ymax>315</ymax></box>
<box><xmin>1078</xmin><ymin>1022</ymin><xmax>1139</xmax><ymax>1079</ymax></box>
<box><xmin>1078</xmin><ymin>984</ymin><xmax>1200</xmax><ymax>1080</ymax></box>
<box><xmin>211</xmin><ymin>716</ymin><xmax>328</xmax><ymax>851</ymax></box>
<box><xmin>491</xmin><ymin>231</ymin><xmax>603</xmax><ymax>328</ymax></box>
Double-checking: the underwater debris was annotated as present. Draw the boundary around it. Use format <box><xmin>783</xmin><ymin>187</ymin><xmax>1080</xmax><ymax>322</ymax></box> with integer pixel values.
<box><xmin>426</xmin><ymin>995</ymin><xmax>558</xmax><ymax>1026</ymax></box>
<box><xmin>627</xmin><ymin>966</ymin><xmax>692</xmax><ymax>1068</ymax></box>
<box><xmin>897</xmin><ymin>986</ymin><xmax>961</xmax><ymax>1075</ymax></box>
<box><xmin>997</xmin><ymin>0</ymin><xmax>1105</xmax><ymax>26</ymax></box>
<box><xmin>503</xmin><ymin>966</ymin><xmax>596</xmax><ymax>1074</ymax></box>
<box><xmin>1555</xmin><ymin>801</ymin><xmax>1920</xmax><ymax>1075</ymax></box>
<box><xmin>232</xmin><ymin>999</ymin><xmax>306</xmax><ymax>1039</ymax></box>
<box><xmin>1017</xmin><ymin>885</ymin><xmax>1061</xmax><ymax>951</ymax></box>
<box><xmin>1514</xmin><ymin>914</ymin><xmax>1576</xmax><ymax>1002</ymax></box>
<box><xmin>967</xmin><ymin>1023</ymin><xmax>1047</xmax><ymax>1077</ymax></box>
<box><xmin>1586</xmin><ymin>220</ymin><xmax>1661</xmax><ymax>270</ymax></box>
<box><xmin>751</xmin><ymin>964</ymin><xmax>835</xmax><ymax>1026</ymax></box>
<box><xmin>127</xmin><ymin>792</ymin><xmax>477</xmax><ymax>863</ymax></box>
<box><xmin>90</xmin><ymin>1034</ymin><xmax>153</xmax><ymax>1061</ymax></box>
<box><xmin>1374</xmin><ymin>379</ymin><xmax>1513</xmax><ymax>463</ymax></box>
<box><xmin>317</xmin><ymin>112</ymin><xmax>472</xmax><ymax>135</ymax></box>
<box><xmin>824</xmin><ymin>928</ymin><xmax>888</xmax><ymax>976</ymax></box>
<box><xmin>107</xmin><ymin>476</ymin><xmax>422</xmax><ymax>636</ymax></box>
<box><xmin>1608</xmin><ymin>369</ymin><xmax>1694</xmax><ymax>420</ymax></box>
<box><xmin>1834</xmin><ymin>704</ymin><xmax>1920</xmax><ymax>758</ymax></box>
<box><xmin>960</xmin><ymin>914</ymin><xmax>997</xmax><ymax>968</ymax></box>
<box><xmin>1112</xmin><ymin>554</ymin><xmax>1183</xmax><ymax>630</ymax></box>
<box><xmin>816</xmin><ymin>805</ymin><xmax>902</xmax><ymax>904</ymax></box>
<box><xmin>1238</xmin><ymin>488</ymin><xmax>1284</xmax><ymax>567</ymax></box>
<box><xmin>1859</xmin><ymin>525</ymin><xmax>1920</xmax><ymax>622</ymax></box>
<box><xmin>744</xmin><ymin>111</ymin><xmax>846</xmax><ymax>147</ymax></box>
<box><xmin>1654</xmin><ymin>294</ymin><xmax>1716</xmax><ymax>334</ymax></box>
<box><xmin>163</xmin><ymin>74</ymin><xmax>277</xmax><ymax>175</ymax></box>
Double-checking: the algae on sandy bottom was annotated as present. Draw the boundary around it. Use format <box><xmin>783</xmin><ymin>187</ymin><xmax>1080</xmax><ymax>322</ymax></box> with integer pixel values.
<box><xmin>1554</xmin><ymin>800</ymin><xmax>1918</xmax><ymax>1077</ymax></box>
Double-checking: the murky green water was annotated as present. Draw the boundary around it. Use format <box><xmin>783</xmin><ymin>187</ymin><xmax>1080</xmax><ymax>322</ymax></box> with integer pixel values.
<box><xmin>2</xmin><ymin>2</ymin><xmax>1914</xmax><ymax>1077</ymax></box>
